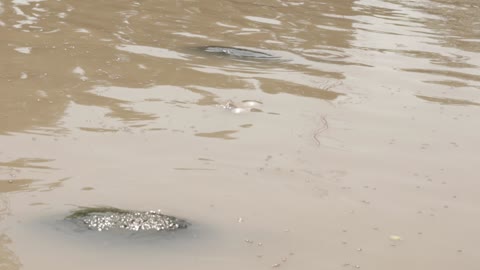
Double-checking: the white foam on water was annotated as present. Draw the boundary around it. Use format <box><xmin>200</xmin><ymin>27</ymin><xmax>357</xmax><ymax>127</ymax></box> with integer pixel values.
<box><xmin>14</xmin><ymin>47</ymin><xmax>32</xmax><ymax>54</ymax></box>
<box><xmin>245</xmin><ymin>16</ymin><xmax>281</xmax><ymax>25</ymax></box>
<box><xmin>20</xmin><ymin>72</ymin><xmax>28</xmax><ymax>79</ymax></box>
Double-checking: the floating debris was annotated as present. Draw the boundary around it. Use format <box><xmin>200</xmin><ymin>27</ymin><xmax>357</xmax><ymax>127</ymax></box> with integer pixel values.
<box><xmin>218</xmin><ymin>100</ymin><xmax>262</xmax><ymax>114</ymax></box>
<box><xmin>66</xmin><ymin>207</ymin><xmax>189</xmax><ymax>232</ymax></box>
<box><xmin>389</xmin><ymin>235</ymin><xmax>402</xmax><ymax>241</ymax></box>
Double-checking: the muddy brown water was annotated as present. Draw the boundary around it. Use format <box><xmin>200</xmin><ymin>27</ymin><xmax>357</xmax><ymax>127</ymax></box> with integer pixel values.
<box><xmin>1</xmin><ymin>0</ymin><xmax>479</xmax><ymax>269</ymax></box>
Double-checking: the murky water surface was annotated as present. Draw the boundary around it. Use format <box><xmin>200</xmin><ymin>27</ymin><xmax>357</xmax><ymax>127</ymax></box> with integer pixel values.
<box><xmin>1</xmin><ymin>0</ymin><xmax>479</xmax><ymax>269</ymax></box>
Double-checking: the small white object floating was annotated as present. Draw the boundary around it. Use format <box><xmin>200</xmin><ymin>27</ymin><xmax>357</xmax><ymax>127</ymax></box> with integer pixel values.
<box><xmin>389</xmin><ymin>235</ymin><xmax>402</xmax><ymax>241</ymax></box>
<box><xmin>218</xmin><ymin>99</ymin><xmax>262</xmax><ymax>114</ymax></box>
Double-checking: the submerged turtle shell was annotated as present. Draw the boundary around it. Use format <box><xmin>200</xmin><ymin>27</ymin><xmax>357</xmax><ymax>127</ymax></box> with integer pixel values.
<box><xmin>66</xmin><ymin>207</ymin><xmax>189</xmax><ymax>232</ymax></box>
<box><xmin>200</xmin><ymin>46</ymin><xmax>277</xmax><ymax>59</ymax></box>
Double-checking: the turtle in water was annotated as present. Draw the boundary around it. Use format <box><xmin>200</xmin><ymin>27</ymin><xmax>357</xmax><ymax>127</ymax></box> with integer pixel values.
<box><xmin>199</xmin><ymin>46</ymin><xmax>278</xmax><ymax>59</ymax></box>
<box><xmin>66</xmin><ymin>207</ymin><xmax>189</xmax><ymax>232</ymax></box>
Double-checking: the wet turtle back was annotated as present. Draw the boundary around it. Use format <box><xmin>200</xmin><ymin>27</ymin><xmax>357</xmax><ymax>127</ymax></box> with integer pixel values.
<box><xmin>66</xmin><ymin>207</ymin><xmax>189</xmax><ymax>232</ymax></box>
<box><xmin>199</xmin><ymin>46</ymin><xmax>277</xmax><ymax>59</ymax></box>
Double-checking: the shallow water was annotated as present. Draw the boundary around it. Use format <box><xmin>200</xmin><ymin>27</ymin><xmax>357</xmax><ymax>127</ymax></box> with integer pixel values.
<box><xmin>1</xmin><ymin>0</ymin><xmax>479</xmax><ymax>269</ymax></box>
